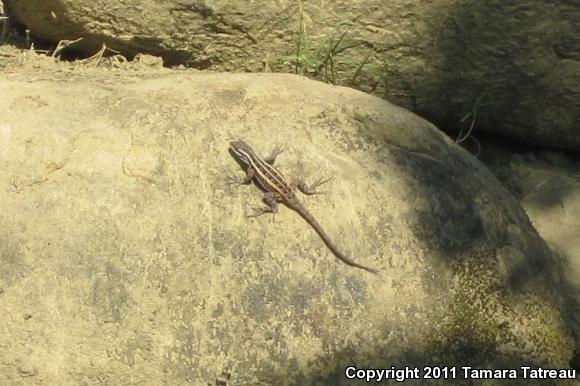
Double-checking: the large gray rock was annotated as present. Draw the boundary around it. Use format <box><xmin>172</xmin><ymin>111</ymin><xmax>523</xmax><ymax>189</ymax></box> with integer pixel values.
<box><xmin>5</xmin><ymin>0</ymin><xmax>580</xmax><ymax>152</ymax></box>
<box><xmin>479</xmin><ymin>138</ymin><xmax>580</xmax><ymax>339</ymax></box>
<box><xmin>0</xmin><ymin>69</ymin><xmax>575</xmax><ymax>384</ymax></box>
<box><xmin>479</xmin><ymin>139</ymin><xmax>580</xmax><ymax>266</ymax></box>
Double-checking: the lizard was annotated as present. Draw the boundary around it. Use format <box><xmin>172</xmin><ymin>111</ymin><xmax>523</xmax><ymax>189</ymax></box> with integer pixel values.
<box><xmin>228</xmin><ymin>140</ymin><xmax>379</xmax><ymax>275</ymax></box>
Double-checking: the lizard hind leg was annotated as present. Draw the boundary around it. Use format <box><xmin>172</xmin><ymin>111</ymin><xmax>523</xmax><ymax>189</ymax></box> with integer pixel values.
<box><xmin>292</xmin><ymin>176</ymin><xmax>335</xmax><ymax>195</ymax></box>
<box><xmin>246</xmin><ymin>191</ymin><xmax>281</xmax><ymax>223</ymax></box>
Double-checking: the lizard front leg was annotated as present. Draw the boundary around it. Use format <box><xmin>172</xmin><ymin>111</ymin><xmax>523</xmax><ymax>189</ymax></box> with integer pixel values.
<box><xmin>291</xmin><ymin>176</ymin><xmax>334</xmax><ymax>195</ymax></box>
<box><xmin>228</xmin><ymin>167</ymin><xmax>255</xmax><ymax>186</ymax></box>
<box><xmin>263</xmin><ymin>143</ymin><xmax>284</xmax><ymax>165</ymax></box>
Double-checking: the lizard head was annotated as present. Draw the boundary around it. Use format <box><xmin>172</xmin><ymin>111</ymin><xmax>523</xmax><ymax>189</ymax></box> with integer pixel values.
<box><xmin>229</xmin><ymin>140</ymin><xmax>253</xmax><ymax>165</ymax></box>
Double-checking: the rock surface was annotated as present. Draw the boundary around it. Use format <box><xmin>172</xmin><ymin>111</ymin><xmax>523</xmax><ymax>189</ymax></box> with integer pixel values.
<box><xmin>5</xmin><ymin>0</ymin><xmax>580</xmax><ymax>152</ymax></box>
<box><xmin>0</xmin><ymin>66</ymin><xmax>575</xmax><ymax>384</ymax></box>
<box><xmin>479</xmin><ymin>136</ymin><xmax>580</xmax><ymax>311</ymax></box>
<box><xmin>479</xmin><ymin>137</ymin><xmax>580</xmax><ymax>367</ymax></box>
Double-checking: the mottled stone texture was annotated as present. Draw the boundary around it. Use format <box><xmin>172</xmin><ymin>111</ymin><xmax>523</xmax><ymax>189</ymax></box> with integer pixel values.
<box><xmin>0</xmin><ymin>70</ymin><xmax>575</xmax><ymax>384</ymax></box>
<box><xmin>5</xmin><ymin>0</ymin><xmax>580</xmax><ymax>152</ymax></box>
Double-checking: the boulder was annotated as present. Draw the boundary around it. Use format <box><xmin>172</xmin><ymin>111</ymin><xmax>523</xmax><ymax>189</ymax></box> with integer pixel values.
<box><xmin>478</xmin><ymin>138</ymin><xmax>580</xmax><ymax>368</ymax></box>
<box><xmin>0</xmin><ymin>69</ymin><xmax>574</xmax><ymax>384</ymax></box>
<box><xmin>5</xmin><ymin>0</ymin><xmax>580</xmax><ymax>151</ymax></box>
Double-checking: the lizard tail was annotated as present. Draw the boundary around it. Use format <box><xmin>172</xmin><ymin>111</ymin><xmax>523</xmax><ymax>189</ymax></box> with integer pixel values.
<box><xmin>295</xmin><ymin>205</ymin><xmax>379</xmax><ymax>275</ymax></box>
